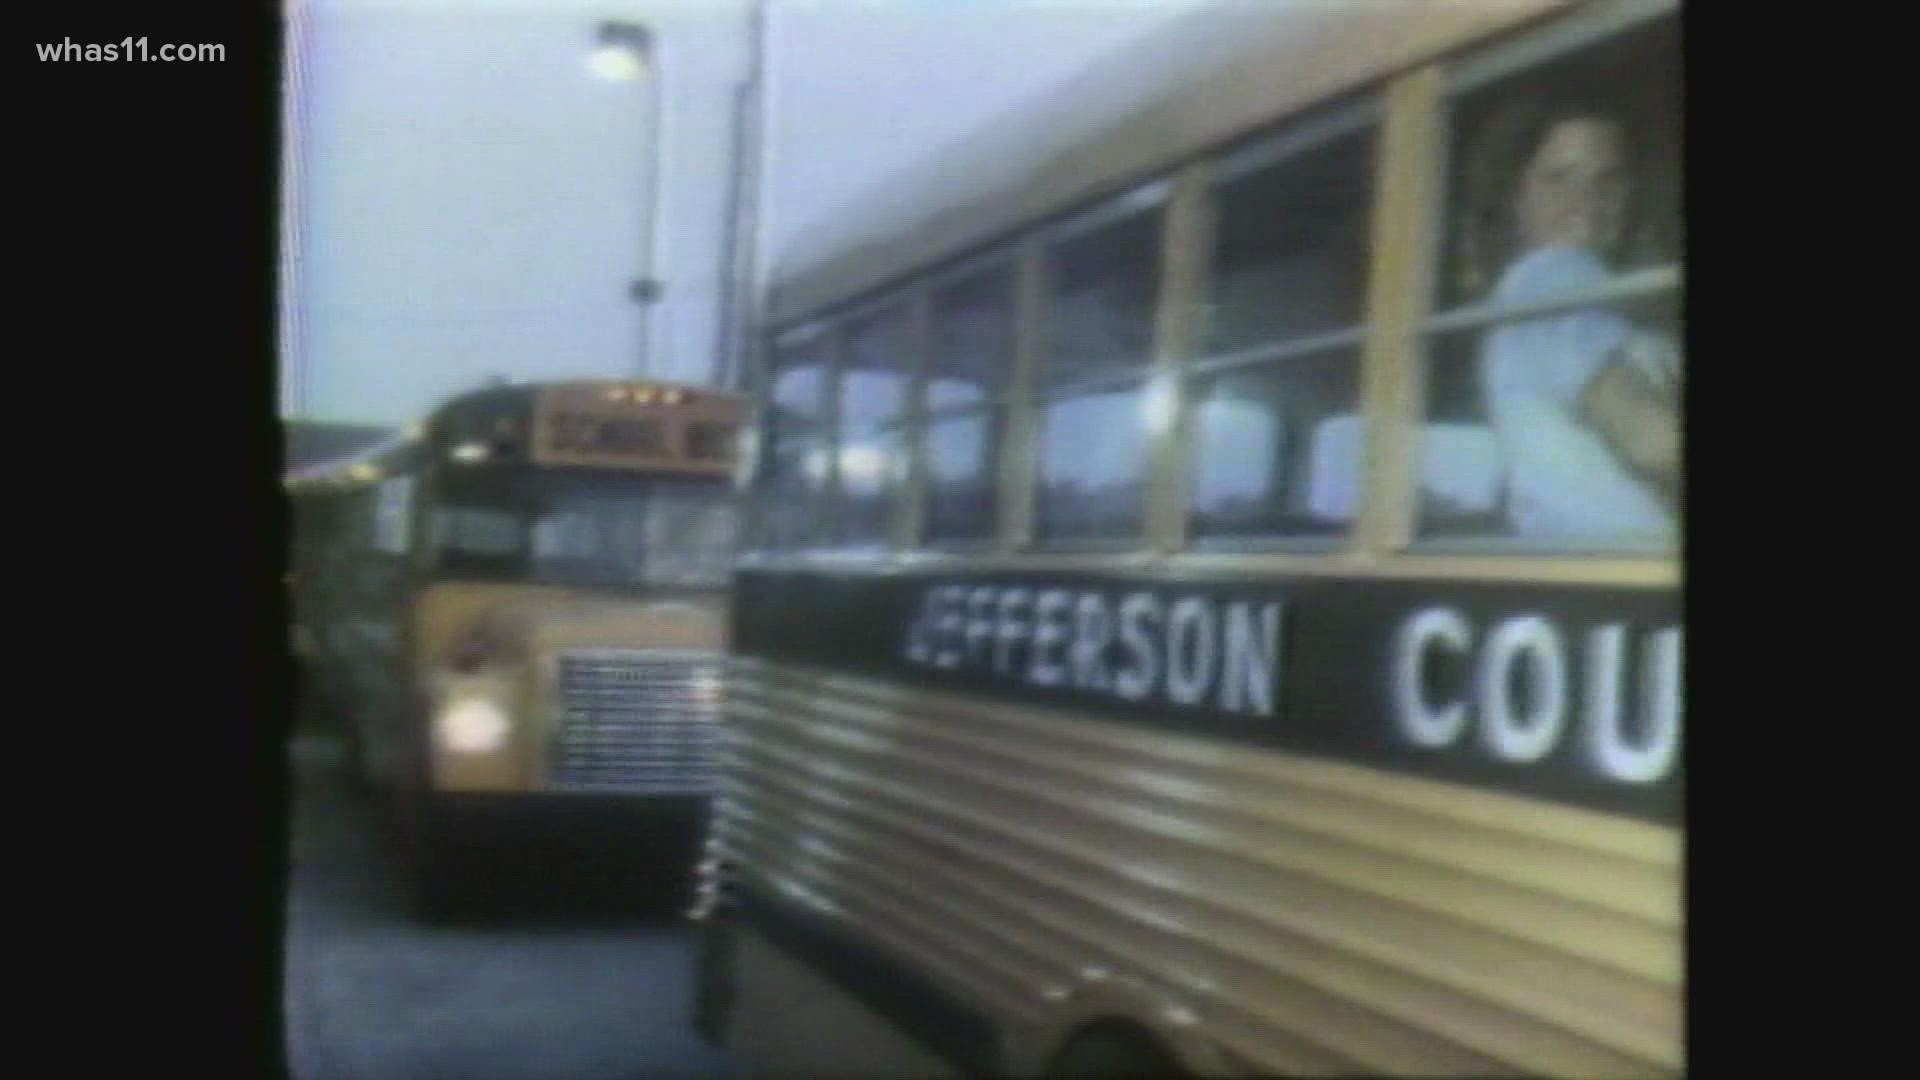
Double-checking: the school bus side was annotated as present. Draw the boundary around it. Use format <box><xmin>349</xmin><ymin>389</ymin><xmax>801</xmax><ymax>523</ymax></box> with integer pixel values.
<box><xmin>700</xmin><ymin>0</ymin><xmax>1681</xmax><ymax>1076</ymax></box>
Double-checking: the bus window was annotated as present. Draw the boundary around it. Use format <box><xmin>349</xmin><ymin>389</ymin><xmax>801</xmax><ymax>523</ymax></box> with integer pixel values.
<box><xmin>836</xmin><ymin>302</ymin><xmax>913</xmax><ymax>547</ymax></box>
<box><xmin>428</xmin><ymin>503</ymin><xmax>528</xmax><ymax>582</ymax></box>
<box><xmin>435</xmin><ymin>506</ymin><xmax>523</xmax><ymax>557</ymax></box>
<box><xmin>1191</xmin><ymin>121</ymin><xmax>1373</xmax><ymax>539</ymax></box>
<box><xmin>533</xmin><ymin>506</ymin><xmax>645</xmax><ymax>583</ymax></box>
<box><xmin>1035</xmin><ymin>197</ymin><xmax>1163</xmax><ymax>542</ymax></box>
<box><xmin>446</xmin><ymin>472</ymin><xmax>737</xmax><ymax>589</ymax></box>
<box><xmin>532</xmin><ymin>510</ymin><xmax>602</xmax><ymax>560</ymax></box>
<box><xmin>924</xmin><ymin>265</ymin><xmax>1015</xmax><ymax>544</ymax></box>
<box><xmin>1192</xmin><ymin>352</ymin><xmax>1359</xmax><ymax>535</ymax></box>
<box><xmin>642</xmin><ymin>487</ymin><xmax>740</xmax><ymax>586</ymax></box>
<box><xmin>1421</xmin><ymin>14</ymin><xmax>1681</xmax><ymax>548</ymax></box>
<box><xmin>760</xmin><ymin>332</ymin><xmax>833</xmax><ymax>549</ymax></box>
<box><xmin>372</xmin><ymin>476</ymin><xmax>415</xmax><ymax>554</ymax></box>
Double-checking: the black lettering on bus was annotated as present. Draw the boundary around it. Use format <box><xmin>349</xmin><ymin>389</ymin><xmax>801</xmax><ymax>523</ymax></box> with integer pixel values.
<box><xmin>1070</xmin><ymin>593</ymin><xmax>1115</xmax><ymax>692</ymax></box>
<box><xmin>1393</xmin><ymin>607</ymin><xmax>1473</xmax><ymax>748</ymax></box>
<box><xmin>687</xmin><ymin>421</ymin><xmax>736</xmax><ymax>463</ymax></box>
<box><xmin>910</xmin><ymin>589</ymin><xmax>933</xmax><ymax>663</ymax></box>
<box><xmin>1584</xmin><ymin>626</ymin><xmax>1682</xmax><ymax>784</ymax></box>
<box><xmin>994</xmin><ymin>588</ymin><xmax>1033</xmax><ymax>678</ymax></box>
<box><xmin>905</xmin><ymin>591</ymin><xmax>932</xmax><ymax>664</ymax></box>
<box><xmin>1165</xmin><ymin>597</ymin><xmax>1218</xmax><ymax>707</ymax></box>
<box><xmin>1220</xmin><ymin>601</ymin><xmax>1281</xmax><ymax>718</ymax></box>
<box><xmin>1027</xmin><ymin>589</ymin><xmax>1072</xmax><ymax>687</ymax></box>
<box><xmin>1477</xmin><ymin>616</ymin><xmax>1567</xmax><ymax>765</ymax></box>
<box><xmin>964</xmin><ymin>587</ymin><xmax>997</xmax><ymax>667</ymax></box>
<box><xmin>550</xmin><ymin>413</ymin><xmax>592</xmax><ymax>453</ymax></box>
<box><xmin>1390</xmin><ymin>607</ymin><xmax>1682</xmax><ymax>785</ymax></box>
<box><xmin>1115</xmin><ymin>593</ymin><xmax>1162</xmax><ymax>702</ymax></box>
<box><xmin>616</xmin><ymin>418</ymin><xmax>670</xmax><ymax>454</ymax></box>
<box><xmin>934</xmin><ymin>585</ymin><xmax>966</xmax><ymax>670</ymax></box>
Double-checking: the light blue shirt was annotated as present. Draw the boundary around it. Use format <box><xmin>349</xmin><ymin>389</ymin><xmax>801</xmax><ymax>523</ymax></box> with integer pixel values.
<box><xmin>1481</xmin><ymin>246</ymin><xmax>1675</xmax><ymax>542</ymax></box>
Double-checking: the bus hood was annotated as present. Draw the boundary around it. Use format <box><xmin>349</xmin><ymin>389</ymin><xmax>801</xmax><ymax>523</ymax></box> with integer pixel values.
<box><xmin>415</xmin><ymin>581</ymin><xmax>728</xmax><ymax>676</ymax></box>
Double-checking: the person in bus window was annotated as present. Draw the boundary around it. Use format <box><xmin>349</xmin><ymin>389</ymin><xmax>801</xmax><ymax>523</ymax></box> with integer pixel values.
<box><xmin>1472</xmin><ymin>101</ymin><xmax>1680</xmax><ymax>541</ymax></box>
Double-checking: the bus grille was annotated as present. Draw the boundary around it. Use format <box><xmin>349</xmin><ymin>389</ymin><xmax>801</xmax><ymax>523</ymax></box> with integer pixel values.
<box><xmin>550</xmin><ymin>649</ymin><xmax>722</xmax><ymax>794</ymax></box>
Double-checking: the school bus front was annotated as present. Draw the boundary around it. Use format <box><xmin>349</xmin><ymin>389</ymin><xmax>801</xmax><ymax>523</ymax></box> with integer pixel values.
<box><xmin>343</xmin><ymin>381</ymin><xmax>747</xmax><ymax>912</ymax></box>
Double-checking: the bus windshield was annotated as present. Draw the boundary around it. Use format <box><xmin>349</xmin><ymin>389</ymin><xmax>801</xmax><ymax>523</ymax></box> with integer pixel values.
<box><xmin>431</xmin><ymin>469</ymin><xmax>736</xmax><ymax>588</ymax></box>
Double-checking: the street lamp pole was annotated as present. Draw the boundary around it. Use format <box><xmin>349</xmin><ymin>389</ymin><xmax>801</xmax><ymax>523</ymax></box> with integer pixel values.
<box><xmin>593</xmin><ymin>21</ymin><xmax>664</xmax><ymax>378</ymax></box>
<box><xmin>714</xmin><ymin>0</ymin><xmax>767</xmax><ymax>392</ymax></box>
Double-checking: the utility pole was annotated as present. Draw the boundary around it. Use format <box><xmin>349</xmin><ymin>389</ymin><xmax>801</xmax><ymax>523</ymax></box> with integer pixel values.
<box><xmin>591</xmin><ymin>20</ymin><xmax>664</xmax><ymax>377</ymax></box>
<box><xmin>714</xmin><ymin>0</ymin><xmax>767</xmax><ymax>392</ymax></box>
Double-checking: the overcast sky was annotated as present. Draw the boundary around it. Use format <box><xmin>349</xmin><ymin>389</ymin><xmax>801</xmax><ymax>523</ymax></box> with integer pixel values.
<box><xmin>280</xmin><ymin>0</ymin><xmax>1204</xmax><ymax>427</ymax></box>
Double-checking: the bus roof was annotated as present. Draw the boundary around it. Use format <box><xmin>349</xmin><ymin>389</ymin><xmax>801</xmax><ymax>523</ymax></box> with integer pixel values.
<box><xmin>283</xmin><ymin>378</ymin><xmax>747</xmax><ymax>492</ymax></box>
<box><xmin>768</xmin><ymin>0</ymin><xmax>1569</xmax><ymax>326</ymax></box>
<box><xmin>284</xmin><ymin>430</ymin><xmax>424</xmax><ymax>492</ymax></box>
<box><xmin>284</xmin><ymin>420</ymin><xmax>395</xmax><ymax>474</ymax></box>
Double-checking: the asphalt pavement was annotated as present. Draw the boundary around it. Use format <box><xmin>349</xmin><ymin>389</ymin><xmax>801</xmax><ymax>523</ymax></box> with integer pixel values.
<box><xmin>282</xmin><ymin>733</ymin><xmax>742</xmax><ymax>1080</ymax></box>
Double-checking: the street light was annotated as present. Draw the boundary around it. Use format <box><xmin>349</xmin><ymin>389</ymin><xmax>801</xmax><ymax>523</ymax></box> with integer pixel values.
<box><xmin>588</xmin><ymin>21</ymin><xmax>653</xmax><ymax>82</ymax></box>
<box><xmin>591</xmin><ymin>20</ymin><xmax>664</xmax><ymax>377</ymax></box>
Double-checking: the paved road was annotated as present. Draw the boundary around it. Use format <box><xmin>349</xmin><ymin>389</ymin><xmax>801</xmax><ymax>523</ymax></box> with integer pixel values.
<box><xmin>283</xmin><ymin>734</ymin><xmax>742</xmax><ymax>1080</ymax></box>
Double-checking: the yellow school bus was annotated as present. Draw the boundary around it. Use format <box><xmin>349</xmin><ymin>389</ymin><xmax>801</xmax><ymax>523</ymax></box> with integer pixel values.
<box><xmin>694</xmin><ymin>0</ymin><xmax>1681</xmax><ymax>1075</ymax></box>
<box><xmin>288</xmin><ymin>379</ymin><xmax>746</xmax><ymax>916</ymax></box>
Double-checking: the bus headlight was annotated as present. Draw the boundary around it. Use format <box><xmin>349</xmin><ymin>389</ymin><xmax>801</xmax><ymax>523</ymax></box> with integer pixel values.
<box><xmin>437</xmin><ymin>696</ymin><xmax>511</xmax><ymax>753</ymax></box>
